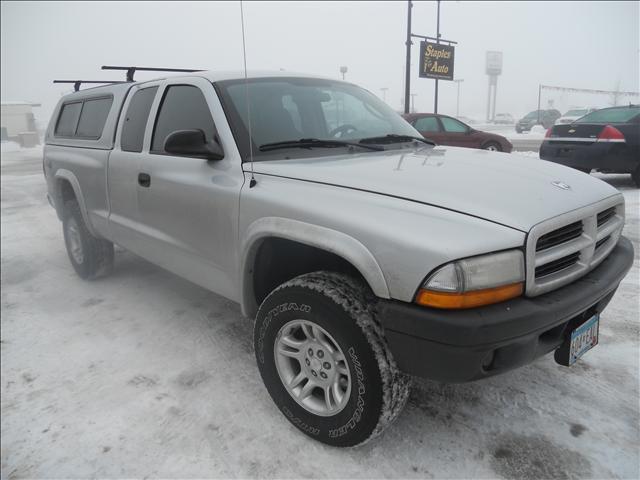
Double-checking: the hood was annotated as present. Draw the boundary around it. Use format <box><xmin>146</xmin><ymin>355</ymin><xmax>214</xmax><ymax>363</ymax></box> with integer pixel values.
<box><xmin>250</xmin><ymin>146</ymin><xmax>620</xmax><ymax>232</ymax></box>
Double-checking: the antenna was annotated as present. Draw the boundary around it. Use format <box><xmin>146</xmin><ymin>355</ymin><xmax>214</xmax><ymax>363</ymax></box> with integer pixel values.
<box><xmin>240</xmin><ymin>0</ymin><xmax>256</xmax><ymax>188</ymax></box>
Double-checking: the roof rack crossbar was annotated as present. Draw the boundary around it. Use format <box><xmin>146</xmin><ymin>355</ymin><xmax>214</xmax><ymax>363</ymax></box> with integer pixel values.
<box><xmin>101</xmin><ymin>65</ymin><xmax>205</xmax><ymax>82</ymax></box>
<box><xmin>53</xmin><ymin>80</ymin><xmax>128</xmax><ymax>92</ymax></box>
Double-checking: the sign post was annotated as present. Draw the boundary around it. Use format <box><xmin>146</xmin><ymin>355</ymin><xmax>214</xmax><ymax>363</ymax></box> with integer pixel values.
<box><xmin>485</xmin><ymin>51</ymin><xmax>502</xmax><ymax>122</ymax></box>
<box><xmin>403</xmin><ymin>0</ymin><xmax>457</xmax><ymax>114</ymax></box>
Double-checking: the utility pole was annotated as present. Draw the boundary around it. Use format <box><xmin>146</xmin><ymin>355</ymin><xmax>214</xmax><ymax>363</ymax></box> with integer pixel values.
<box><xmin>404</xmin><ymin>0</ymin><xmax>412</xmax><ymax>114</ymax></box>
<box><xmin>434</xmin><ymin>0</ymin><xmax>441</xmax><ymax>113</ymax></box>
<box><xmin>410</xmin><ymin>93</ymin><xmax>418</xmax><ymax>113</ymax></box>
<box><xmin>454</xmin><ymin>78</ymin><xmax>464</xmax><ymax>118</ymax></box>
<box><xmin>380</xmin><ymin>87</ymin><xmax>389</xmax><ymax>103</ymax></box>
<box><xmin>537</xmin><ymin>84</ymin><xmax>542</xmax><ymax>125</ymax></box>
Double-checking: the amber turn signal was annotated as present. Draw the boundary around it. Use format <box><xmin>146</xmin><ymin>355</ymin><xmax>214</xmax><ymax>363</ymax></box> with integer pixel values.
<box><xmin>415</xmin><ymin>282</ymin><xmax>524</xmax><ymax>309</ymax></box>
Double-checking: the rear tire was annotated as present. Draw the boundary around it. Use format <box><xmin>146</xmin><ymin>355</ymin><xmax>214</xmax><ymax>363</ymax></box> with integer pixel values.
<box><xmin>254</xmin><ymin>271</ymin><xmax>410</xmax><ymax>447</ymax></box>
<box><xmin>632</xmin><ymin>165</ymin><xmax>640</xmax><ymax>188</ymax></box>
<box><xmin>63</xmin><ymin>200</ymin><xmax>114</xmax><ymax>279</ymax></box>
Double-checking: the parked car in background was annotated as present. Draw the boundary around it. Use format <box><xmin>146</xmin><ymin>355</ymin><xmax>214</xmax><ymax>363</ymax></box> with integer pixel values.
<box><xmin>456</xmin><ymin>115</ymin><xmax>479</xmax><ymax>125</ymax></box>
<box><xmin>404</xmin><ymin>113</ymin><xmax>513</xmax><ymax>152</ymax></box>
<box><xmin>540</xmin><ymin>105</ymin><xmax>640</xmax><ymax>187</ymax></box>
<box><xmin>493</xmin><ymin>113</ymin><xmax>514</xmax><ymax>124</ymax></box>
<box><xmin>555</xmin><ymin>107</ymin><xmax>599</xmax><ymax>125</ymax></box>
<box><xmin>516</xmin><ymin>109</ymin><xmax>561</xmax><ymax>132</ymax></box>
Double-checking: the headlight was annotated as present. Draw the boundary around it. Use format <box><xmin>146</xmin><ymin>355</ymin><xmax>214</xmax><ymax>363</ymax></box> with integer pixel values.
<box><xmin>415</xmin><ymin>250</ymin><xmax>524</xmax><ymax>309</ymax></box>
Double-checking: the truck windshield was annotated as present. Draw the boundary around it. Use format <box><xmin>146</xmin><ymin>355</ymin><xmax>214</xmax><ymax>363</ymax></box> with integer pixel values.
<box><xmin>216</xmin><ymin>77</ymin><xmax>422</xmax><ymax>160</ymax></box>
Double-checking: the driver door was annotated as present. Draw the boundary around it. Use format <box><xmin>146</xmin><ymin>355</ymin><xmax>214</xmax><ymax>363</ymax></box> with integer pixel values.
<box><xmin>438</xmin><ymin>116</ymin><xmax>477</xmax><ymax>148</ymax></box>
<box><xmin>134</xmin><ymin>77</ymin><xmax>243</xmax><ymax>300</ymax></box>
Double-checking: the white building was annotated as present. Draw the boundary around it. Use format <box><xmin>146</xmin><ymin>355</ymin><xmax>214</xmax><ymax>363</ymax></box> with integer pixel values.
<box><xmin>1</xmin><ymin>101</ymin><xmax>41</xmax><ymax>145</ymax></box>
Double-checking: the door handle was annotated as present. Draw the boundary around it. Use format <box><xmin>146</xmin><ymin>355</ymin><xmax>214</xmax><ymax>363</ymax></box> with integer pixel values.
<box><xmin>138</xmin><ymin>173</ymin><xmax>151</xmax><ymax>187</ymax></box>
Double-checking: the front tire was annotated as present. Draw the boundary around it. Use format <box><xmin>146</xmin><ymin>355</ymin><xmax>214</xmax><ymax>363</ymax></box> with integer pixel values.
<box><xmin>482</xmin><ymin>141</ymin><xmax>502</xmax><ymax>152</ymax></box>
<box><xmin>254</xmin><ymin>271</ymin><xmax>410</xmax><ymax>447</ymax></box>
<box><xmin>63</xmin><ymin>200</ymin><xmax>114</xmax><ymax>279</ymax></box>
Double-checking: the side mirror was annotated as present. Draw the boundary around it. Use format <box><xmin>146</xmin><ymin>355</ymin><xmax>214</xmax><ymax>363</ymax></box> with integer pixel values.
<box><xmin>164</xmin><ymin>129</ymin><xmax>224</xmax><ymax>160</ymax></box>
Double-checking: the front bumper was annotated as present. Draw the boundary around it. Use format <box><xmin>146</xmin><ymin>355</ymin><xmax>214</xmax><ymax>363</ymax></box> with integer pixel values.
<box><xmin>377</xmin><ymin>236</ymin><xmax>634</xmax><ymax>382</ymax></box>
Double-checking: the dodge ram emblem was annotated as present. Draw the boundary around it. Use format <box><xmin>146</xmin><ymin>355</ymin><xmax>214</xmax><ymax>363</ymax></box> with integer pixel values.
<box><xmin>552</xmin><ymin>181</ymin><xmax>572</xmax><ymax>190</ymax></box>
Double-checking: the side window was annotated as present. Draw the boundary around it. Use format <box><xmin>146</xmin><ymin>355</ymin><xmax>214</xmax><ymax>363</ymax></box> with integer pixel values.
<box><xmin>55</xmin><ymin>102</ymin><xmax>82</xmax><ymax>136</ymax></box>
<box><xmin>440</xmin><ymin>117</ymin><xmax>468</xmax><ymax>133</ymax></box>
<box><xmin>414</xmin><ymin>116</ymin><xmax>440</xmax><ymax>132</ymax></box>
<box><xmin>76</xmin><ymin>97</ymin><xmax>113</xmax><ymax>138</ymax></box>
<box><xmin>151</xmin><ymin>85</ymin><xmax>215</xmax><ymax>153</ymax></box>
<box><xmin>121</xmin><ymin>87</ymin><xmax>158</xmax><ymax>152</ymax></box>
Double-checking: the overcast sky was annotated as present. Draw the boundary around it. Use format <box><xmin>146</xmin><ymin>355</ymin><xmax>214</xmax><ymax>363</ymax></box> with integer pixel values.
<box><xmin>1</xmin><ymin>1</ymin><xmax>639</xmax><ymax>124</ymax></box>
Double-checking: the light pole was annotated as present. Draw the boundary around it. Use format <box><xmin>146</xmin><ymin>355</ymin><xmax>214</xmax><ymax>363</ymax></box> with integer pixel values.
<box><xmin>404</xmin><ymin>0</ymin><xmax>412</xmax><ymax>114</ymax></box>
<box><xmin>339</xmin><ymin>66</ymin><xmax>348</xmax><ymax>80</ymax></box>
<box><xmin>454</xmin><ymin>79</ymin><xmax>464</xmax><ymax>118</ymax></box>
<box><xmin>410</xmin><ymin>93</ymin><xmax>418</xmax><ymax>113</ymax></box>
<box><xmin>434</xmin><ymin>0</ymin><xmax>441</xmax><ymax>113</ymax></box>
<box><xmin>380</xmin><ymin>87</ymin><xmax>389</xmax><ymax>103</ymax></box>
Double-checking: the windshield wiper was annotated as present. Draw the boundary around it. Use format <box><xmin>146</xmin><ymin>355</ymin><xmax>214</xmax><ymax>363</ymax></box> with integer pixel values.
<box><xmin>259</xmin><ymin>138</ymin><xmax>384</xmax><ymax>152</ymax></box>
<box><xmin>359</xmin><ymin>134</ymin><xmax>436</xmax><ymax>146</ymax></box>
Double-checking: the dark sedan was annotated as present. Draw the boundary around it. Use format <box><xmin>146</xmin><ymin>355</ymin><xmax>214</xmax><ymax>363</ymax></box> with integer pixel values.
<box><xmin>540</xmin><ymin>105</ymin><xmax>640</xmax><ymax>187</ymax></box>
<box><xmin>403</xmin><ymin>113</ymin><xmax>513</xmax><ymax>152</ymax></box>
<box><xmin>515</xmin><ymin>109</ymin><xmax>561</xmax><ymax>132</ymax></box>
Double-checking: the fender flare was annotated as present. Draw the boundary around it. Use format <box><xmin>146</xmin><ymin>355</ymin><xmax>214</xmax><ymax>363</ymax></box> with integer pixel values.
<box><xmin>53</xmin><ymin>169</ymin><xmax>97</xmax><ymax>236</ymax></box>
<box><xmin>240</xmin><ymin>217</ymin><xmax>390</xmax><ymax>317</ymax></box>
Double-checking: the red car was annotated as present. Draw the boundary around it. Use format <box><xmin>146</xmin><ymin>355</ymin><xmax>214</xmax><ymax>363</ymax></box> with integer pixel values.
<box><xmin>403</xmin><ymin>113</ymin><xmax>513</xmax><ymax>152</ymax></box>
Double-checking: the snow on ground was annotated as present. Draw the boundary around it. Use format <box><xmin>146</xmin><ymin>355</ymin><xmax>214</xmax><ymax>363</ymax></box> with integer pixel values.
<box><xmin>1</xmin><ymin>149</ymin><xmax>638</xmax><ymax>478</ymax></box>
<box><xmin>0</xmin><ymin>142</ymin><xmax>23</xmax><ymax>154</ymax></box>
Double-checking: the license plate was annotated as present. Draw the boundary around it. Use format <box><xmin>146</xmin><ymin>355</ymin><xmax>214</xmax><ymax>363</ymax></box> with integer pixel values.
<box><xmin>555</xmin><ymin>314</ymin><xmax>599</xmax><ymax>366</ymax></box>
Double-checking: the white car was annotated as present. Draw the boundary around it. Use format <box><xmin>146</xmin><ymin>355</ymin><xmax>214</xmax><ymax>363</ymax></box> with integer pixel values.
<box><xmin>493</xmin><ymin>113</ymin><xmax>514</xmax><ymax>124</ymax></box>
<box><xmin>555</xmin><ymin>107</ymin><xmax>599</xmax><ymax>125</ymax></box>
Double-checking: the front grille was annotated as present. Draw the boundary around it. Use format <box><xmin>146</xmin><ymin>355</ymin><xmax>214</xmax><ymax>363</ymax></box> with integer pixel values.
<box><xmin>597</xmin><ymin>207</ymin><xmax>616</xmax><ymax>227</ymax></box>
<box><xmin>526</xmin><ymin>199</ymin><xmax>624</xmax><ymax>296</ymax></box>
<box><xmin>536</xmin><ymin>221</ymin><xmax>583</xmax><ymax>252</ymax></box>
<box><xmin>535</xmin><ymin>252</ymin><xmax>580</xmax><ymax>278</ymax></box>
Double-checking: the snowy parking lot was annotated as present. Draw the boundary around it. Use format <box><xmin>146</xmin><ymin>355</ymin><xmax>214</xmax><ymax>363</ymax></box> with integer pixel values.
<box><xmin>1</xmin><ymin>147</ymin><xmax>638</xmax><ymax>478</ymax></box>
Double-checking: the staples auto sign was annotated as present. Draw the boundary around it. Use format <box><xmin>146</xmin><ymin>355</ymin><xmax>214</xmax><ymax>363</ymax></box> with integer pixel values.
<box><xmin>419</xmin><ymin>41</ymin><xmax>455</xmax><ymax>81</ymax></box>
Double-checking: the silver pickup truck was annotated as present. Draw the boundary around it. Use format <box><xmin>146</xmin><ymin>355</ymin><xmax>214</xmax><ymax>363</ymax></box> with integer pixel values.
<box><xmin>44</xmin><ymin>71</ymin><xmax>633</xmax><ymax>447</ymax></box>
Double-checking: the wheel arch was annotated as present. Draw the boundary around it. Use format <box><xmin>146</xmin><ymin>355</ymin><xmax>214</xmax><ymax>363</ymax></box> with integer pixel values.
<box><xmin>53</xmin><ymin>169</ymin><xmax>97</xmax><ymax>236</ymax></box>
<box><xmin>240</xmin><ymin>217</ymin><xmax>390</xmax><ymax>317</ymax></box>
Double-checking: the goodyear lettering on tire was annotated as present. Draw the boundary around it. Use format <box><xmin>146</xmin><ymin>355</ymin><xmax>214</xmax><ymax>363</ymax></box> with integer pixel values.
<box><xmin>257</xmin><ymin>303</ymin><xmax>311</xmax><ymax>364</ymax></box>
